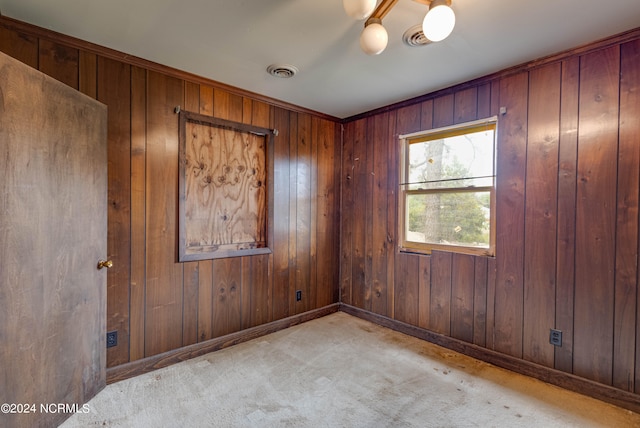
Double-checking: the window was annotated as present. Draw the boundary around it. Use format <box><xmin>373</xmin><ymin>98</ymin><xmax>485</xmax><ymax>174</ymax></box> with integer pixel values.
<box><xmin>399</xmin><ymin>117</ymin><xmax>497</xmax><ymax>256</ymax></box>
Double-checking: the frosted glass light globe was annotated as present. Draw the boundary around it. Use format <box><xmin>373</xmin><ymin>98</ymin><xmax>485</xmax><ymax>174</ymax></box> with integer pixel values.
<box><xmin>422</xmin><ymin>2</ymin><xmax>455</xmax><ymax>42</ymax></box>
<box><xmin>360</xmin><ymin>22</ymin><xmax>388</xmax><ymax>55</ymax></box>
<box><xmin>343</xmin><ymin>0</ymin><xmax>377</xmax><ymax>20</ymax></box>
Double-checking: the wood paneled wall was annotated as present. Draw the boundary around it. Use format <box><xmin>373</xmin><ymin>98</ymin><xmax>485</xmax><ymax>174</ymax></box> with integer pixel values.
<box><xmin>4</xmin><ymin>15</ymin><xmax>640</xmax><ymax>399</ymax></box>
<box><xmin>341</xmin><ymin>35</ymin><xmax>640</xmax><ymax>394</ymax></box>
<box><xmin>0</xmin><ymin>18</ymin><xmax>340</xmax><ymax>368</ymax></box>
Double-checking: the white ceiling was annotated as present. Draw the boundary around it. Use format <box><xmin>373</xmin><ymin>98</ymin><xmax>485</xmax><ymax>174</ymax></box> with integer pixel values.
<box><xmin>1</xmin><ymin>0</ymin><xmax>639</xmax><ymax>118</ymax></box>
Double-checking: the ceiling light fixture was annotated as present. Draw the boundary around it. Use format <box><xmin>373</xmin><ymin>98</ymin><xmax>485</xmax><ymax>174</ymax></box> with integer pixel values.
<box><xmin>422</xmin><ymin>0</ymin><xmax>456</xmax><ymax>42</ymax></box>
<box><xmin>360</xmin><ymin>18</ymin><xmax>389</xmax><ymax>55</ymax></box>
<box><xmin>343</xmin><ymin>0</ymin><xmax>377</xmax><ymax>20</ymax></box>
<box><xmin>345</xmin><ymin>0</ymin><xmax>455</xmax><ymax>55</ymax></box>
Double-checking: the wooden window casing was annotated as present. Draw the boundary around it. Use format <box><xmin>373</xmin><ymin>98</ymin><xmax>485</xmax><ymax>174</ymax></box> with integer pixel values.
<box><xmin>398</xmin><ymin>117</ymin><xmax>497</xmax><ymax>257</ymax></box>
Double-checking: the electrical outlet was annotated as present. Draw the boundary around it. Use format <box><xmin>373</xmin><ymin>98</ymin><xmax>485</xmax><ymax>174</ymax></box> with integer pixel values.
<box><xmin>296</xmin><ymin>290</ymin><xmax>302</xmax><ymax>302</ymax></box>
<box><xmin>106</xmin><ymin>331</ymin><xmax>118</xmax><ymax>348</ymax></box>
<box><xmin>549</xmin><ymin>329</ymin><xmax>562</xmax><ymax>347</ymax></box>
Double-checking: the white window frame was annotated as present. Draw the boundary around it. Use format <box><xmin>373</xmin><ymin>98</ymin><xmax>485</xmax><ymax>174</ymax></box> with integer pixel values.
<box><xmin>398</xmin><ymin>116</ymin><xmax>497</xmax><ymax>257</ymax></box>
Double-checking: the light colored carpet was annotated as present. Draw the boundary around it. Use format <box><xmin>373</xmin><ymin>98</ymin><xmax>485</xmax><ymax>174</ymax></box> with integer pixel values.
<box><xmin>61</xmin><ymin>312</ymin><xmax>640</xmax><ymax>427</ymax></box>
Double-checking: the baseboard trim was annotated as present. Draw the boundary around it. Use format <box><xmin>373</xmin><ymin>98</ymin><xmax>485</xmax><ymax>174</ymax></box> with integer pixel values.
<box><xmin>339</xmin><ymin>303</ymin><xmax>640</xmax><ymax>414</ymax></box>
<box><xmin>107</xmin><ymin>303</ymin><xmax>340</xmax><ymax>384</ymax></box>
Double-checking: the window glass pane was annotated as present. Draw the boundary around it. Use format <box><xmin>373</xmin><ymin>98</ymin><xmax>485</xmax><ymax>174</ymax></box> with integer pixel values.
<box><xmin>408</xmin><ymin>128</ymin><xmax>494</xmax><ymax>189</ymax></box>
<box><xmin>406</xmin><ymin>191</ymin><xmax>491</xmax><ymax>248</ymax></box>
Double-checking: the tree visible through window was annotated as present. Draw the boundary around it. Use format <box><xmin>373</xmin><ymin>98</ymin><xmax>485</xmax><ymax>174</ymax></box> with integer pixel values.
<box><xmin>399</xmin><ymin>118</ymin><xmax>496</xmax><ymax>256</ymax></box>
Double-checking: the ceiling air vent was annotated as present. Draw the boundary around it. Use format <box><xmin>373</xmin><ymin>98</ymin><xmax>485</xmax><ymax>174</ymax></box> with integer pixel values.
<box><xmin>266</xmin><ymin>64</ymin><xmax>299</xmax><ymax>78</ymax></box>
<box><xmin>402</xmin><ymin>24</ymin><xmax>431</xmax><ymax>48</ymax></box>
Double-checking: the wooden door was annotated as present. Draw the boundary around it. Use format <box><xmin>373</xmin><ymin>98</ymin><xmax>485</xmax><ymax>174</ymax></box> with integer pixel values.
<box><xmin>0</xmin><ymin>51</ymin><xmax>107</xmax><ymax>428</ymax></box>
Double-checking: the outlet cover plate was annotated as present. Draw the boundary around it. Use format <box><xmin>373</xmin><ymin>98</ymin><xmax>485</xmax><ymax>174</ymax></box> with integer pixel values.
<box><xmin>106</xmin><ymin>331</ymin><xmax>118</xmax><ymax>348</ymax></box>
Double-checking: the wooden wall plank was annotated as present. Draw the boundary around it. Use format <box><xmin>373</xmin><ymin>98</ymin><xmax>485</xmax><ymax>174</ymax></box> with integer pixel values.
<box><xmin>351</xmin><ymin>118</ymin><xmax>368</xmax><ymax>309</ymax></box>
<box><xmin>554</xmin><ymin>57</ymin><xmax>579</xmax><ymax>373</ymax></box>
<box><xmin>98</xmin><ymin>57</ymin><xmax>131</xmax><ymax>367</ymax></box>
<box><xmin>397</xmin><ymin>103</ymin><xmax>423</xmax><ymax>143</ymax></box>
<box><xmin>364</xmin><ymin>116</ymin><xmax>375</xmax><ymax>312</ymax></box>
<box><xmin>310</xmin><ymin>117</ymin><xmax>320</xmax><ymax>311</ymax></box>
<box><xmin>212</xmin><ymin>256</ymin><xmax>243</xmax><ymax>337</ymax></box>
<box><xmin>430</xmin><ymin>251</ymin><xmax>452</xmax><ymax>335</ymax></box>
<box><xmin>333</xmin><ymin>121</ymin><xmax>343</xmax><ymax>305</ymax></box>
<box><xmin>451</xmin><ymin>253</ymin><xmax>475</xmax><ymax>342</ymax></box>
<box><xmin>249</xmin><ymin>254</ymin><xmax>270</xmax><ymax>327</ymax></box>
<box><xmin>340</xmin><ymin>121</ymin><xmax>354</xmax><ymax>306</ymax></box>
<box><xmin>295</xmin><ymin>113</ymin><xmax>313</xmax><ymax>314</ymax></box>
<box><xmin>477</xmin><ymin>83</ymin><xmax>492</xmax><ymax>119</ymax></box>
<box><xmin>317</xmin><ymin>118</ymin><xmax>338</xmax><ymax>308</ymax></box>
<box><xmin>394</xmin><ymin>254</ymin><xmax>420</xmax><ymax>325</ymax></box>
<box><xmin>433</xmin><ymin>94</ymin><xmax>454</xmax><ymax>128</ymax></box>
<box><xmin>129</xmin><ymin>66</ymin><xmax>146</xmax><ymax>362</ymax></box>
<box><xmin>574</xmin><ymin>46</ymin><xmax>620</xmax><ymax>385</ymax></box>
<box><xmin>181</xmin><ymin>81</ymin><xmax>200</xmax><ymax>347</ymax></box>
<box><xmin>454</xmin><ymin>87</ymin><xmax>478</xmax><ymax>123</ymax></box>
<box><xmin>523</xmin><ymin>63</ymin><xmax>561</xmax><ymax>368</ymax></box>
<box><xmin>144</xmin><ymin>71</ymin><xmax>184</xmax><ymax>356</ymax></box>
<box><xmin>616</xmin><ymin>39</ymin><xmax>640</xmax><ymax>392</ymax></box>
<box><xmin>371</xmin><ymin>113</ymin><xmax>390</xmax><ymax>315</ymax></box>
<box><xmin>386</xmin><ymin>111</ymin><xmax>398</xmax><ymax>318</ymax></box>
<box><xmin>79</xmin><ymin>52</ymin><xmax>96</xmax><ymax>98</ymax></box>
<box><xmin>486</xmin><ymin>256</ymin><xmax>497</xmax><ymax>350</ymax></box>
<box><xmin>418</xmin><ymin>256</ymin><xmax>431</xmax><ymax>329</ymax></box>
<box><xmin>624</xmin><ymin>39</ymin><xmax>640</xmax><ymax>395</ymax></box>
<box><xmin>420</xmin><ymin>99</ymin><xmax>434</xmax><ymax>130</ymax></box>
<box><xmin>473</xmin><ymin>257</ymin><xmax>488</xmax><ymax>347</ymax></box>
<box><xmin>494</xmin><ymin>71</ymin><xmax>528</xmax><ymax>358</ymax></box>
<box><xmin>198</xmin><ymin>261</ymin><xmax>213</xmax><ymax>341</ymax></box>
<box><xmin>182</xmin><ymin>263</ymin><xmax>199</xmax><ymax>346</ymax></box>
<box><xmin>486</xmin><ymin>81</ymin><xmax>500</xmax><ymax>352</ymax></box>
<box><xmin>0</xmin><ymin>26</ymin><xmax>38</xmax><ymax>67</ymax></box>
<box><xmin>39</xmin><ymin>39</ymin><xmax>78</xmax><ymax>89</ymax></box>
<box><xmin>272</xmin><ymin>107</ymin><xmax>291</xmax><ymax>319</ymax></box>
<box><xmin>196</xmin><ymin>84</ymin><xmax>214</xmax><ymax>343</ymax></box>
<box><xmin>288</xmin><ymin>113</ymin><xmax>299</xmax><ymax>314</ymax></box>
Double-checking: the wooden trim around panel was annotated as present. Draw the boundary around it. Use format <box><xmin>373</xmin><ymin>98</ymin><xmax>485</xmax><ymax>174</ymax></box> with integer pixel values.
<box><xmin>0</xmin><ymin>15</ymin><xmax>341</xmax><ymax>123</ymax></box>
<box><xmin>106</xmin><ymin>303</ymin><xmax>340</xmax><ymax>384</ymax></box>
<box><xmin>339</xmin><ymin>304</ymin><xmax>640</xmax><ymax>414</ymax></box>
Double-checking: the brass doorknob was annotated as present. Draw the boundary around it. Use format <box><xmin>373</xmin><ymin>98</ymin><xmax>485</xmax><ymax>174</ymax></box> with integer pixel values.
<box><xmin>97</xmin><ymin>260</ymin><xmax>113</xmax><ymax>270</ymax></box>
